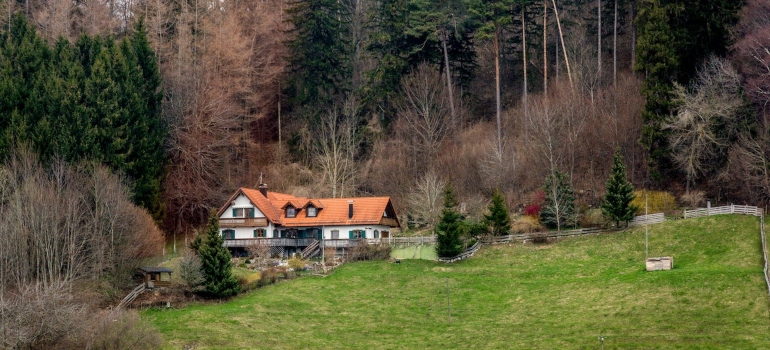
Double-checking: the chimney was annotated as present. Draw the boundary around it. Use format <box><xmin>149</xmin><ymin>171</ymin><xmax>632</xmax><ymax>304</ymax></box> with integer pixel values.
<box><xmin>348</xmin><ymin>200</ymin><xmax>354</xmax><ymax>219</ymax></box>
<box><xmin>259</xmin><ymin>183</ymin><xmax>268</xmax><ymax>197</ymax></box>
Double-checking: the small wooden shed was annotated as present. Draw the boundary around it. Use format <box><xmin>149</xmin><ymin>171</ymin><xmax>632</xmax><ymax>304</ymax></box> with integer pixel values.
<box><xmin>645</xmin><ymin>257</ymin><xmax>673</xmax><ymax>271</ymax></box>
<box><xmin>137</xmin><ymin>267</ymin><xmax>173</xmax><ymax>289</ymax></box>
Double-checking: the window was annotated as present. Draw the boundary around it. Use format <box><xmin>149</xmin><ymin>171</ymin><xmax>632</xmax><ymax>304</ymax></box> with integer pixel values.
<box><xmin>331</xmin><ymin>230</ymin><xmax>339</xmax><ymax>239</ymax></box>
<box><xmin>273</xmin><ymin>229</ymin><xmax>278</xmax><ymax>238</ymax></box>
<box><xmin>286</xmin><ymin>206</ymin><xmax>296</xmax><ymax>218</ymax></box>
<box><xmin>307</xmin><ymin>206</ymin><xmax>317</xmax><ymax>217</ymax></box>
<box><xmin>253</xmin><ymin>229</ymin><xmax>266</xmax><ymax>238</ymax></box>
<box><xmin>374</xmin><ymin>230</ymin><xmax>380</xmax><ymax>239</ymax></box>
<box><xmin>222</xmin><ymin>229</ymin><xmax>235</xmax><ymax>239</ymax></box>
<box><xmin>349</xmin><ymin>230</ymin><xmax>365</xmax><ymax>239</ymax></box>
<box><xmin>232</xmin><ymin>208</ymin><xmax>255</xmax><ymax>218</ymax></box>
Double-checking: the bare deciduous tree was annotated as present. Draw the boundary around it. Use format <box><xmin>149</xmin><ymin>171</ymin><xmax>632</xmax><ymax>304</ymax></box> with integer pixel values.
<box><xmin>0</xmin><ymin>147</ymin><xmax>164</xmax><ymax>348</ymax></box>
<box><xmin>406</xmin><ymin>170</ymin><xmax>445</xmax><ymax>228</ymax></box>
<box><xmin>314</xmin><ymin>98</ymin><xmax>359</xmax><ymax>198</ymax></box>
<box><xmin>396</xmin><ymin>64</ymin><xmax>455</xmax><ymax>172</ymax></box>
<box><xmin>665</xmin><ymin>56</ymin><xmax>744</xmax><ymax>192</ymax></box>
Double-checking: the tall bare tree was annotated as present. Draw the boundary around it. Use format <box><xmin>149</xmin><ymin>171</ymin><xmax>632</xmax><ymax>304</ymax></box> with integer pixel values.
<box><xmin>665</xmin><ymin>56</ymin><xmax>745</xmax><ymax>192</ymax></box>
<box><xmin>314</xmin><ymin>99</ymin><xmax>360</xmax><ymax>198</ymax></box>
<box><xmin>396</xmin><ymin>64</ymin><xmax>455</xmax><ymax>171</ymax></box>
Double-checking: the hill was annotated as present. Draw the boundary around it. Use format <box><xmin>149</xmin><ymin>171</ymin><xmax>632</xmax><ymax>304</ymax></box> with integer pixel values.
<box><xmin>143</xmin><ymin>215</ymin><xmax>770</xmax><ymax>348</ymax></box>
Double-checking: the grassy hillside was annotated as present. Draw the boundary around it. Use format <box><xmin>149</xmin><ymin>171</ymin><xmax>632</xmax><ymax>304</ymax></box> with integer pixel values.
<box><xmin>143</xmin><ymin>215</ymin><xmax>770</xmax><ymax>349</ymax></box>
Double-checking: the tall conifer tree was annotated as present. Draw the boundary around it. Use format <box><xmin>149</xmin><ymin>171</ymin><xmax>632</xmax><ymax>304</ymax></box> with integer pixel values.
<box><xmin>194</xmin><ymin>213</ymin><xmax>239</xmax><ymax>298</ymax></box>
<box><xmin>602</xmin><ymin>148</ymin><xmax>637</xmax><ymax>227</ymax></box>
<box><xmin>436</xmin><ymin>182</ymin><xmax>464</xmax><ymax>257</ymax></box>
<box><xmin>484</xmin><ymin>189</ymin><xmax>510</xmax><ymax>236</ymax></box>
<box><xmin>286</xmin><ymin>0</ymin><xmax>351</xmax><ymax>110</ymax></box>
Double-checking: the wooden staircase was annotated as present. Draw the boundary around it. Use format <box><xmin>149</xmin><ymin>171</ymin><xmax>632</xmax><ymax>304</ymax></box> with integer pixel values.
<box><xmin>301</xmin><ymin>239</ymin><xmax>321</xmax><ymax>259</ymax></box>
<box><xmin>116</xmin><ymin>284</ymin><xmax>145</xmax><ymax>310</ymax></box>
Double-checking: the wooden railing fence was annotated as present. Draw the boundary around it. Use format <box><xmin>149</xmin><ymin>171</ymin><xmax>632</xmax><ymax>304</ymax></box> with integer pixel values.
<box><xmin>684</xmin><ymin>204</ymin><xmax>762</xmax><ymax>218</ymax></box>
<box><xmin>437</xmin><ymin>242</ymin><xmax>482</xmax><ymax>263</ymax></box>
<box><xmin>628</xmin><ymin>213</ymin><xmax>665</xmax><ymax>227</ymax></box>
<box><xmin>116</xmin><ymin>284</ymin><xmax>145</xmax><ymax>310</ymax></box>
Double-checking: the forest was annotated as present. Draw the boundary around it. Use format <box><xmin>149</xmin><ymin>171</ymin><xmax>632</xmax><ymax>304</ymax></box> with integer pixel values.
<box><xmin>1</xmin><ymin>0</ymin><xmax>768</xmax><ymax>234</ymax></box>
<box><xmin>0</xmin><ymin>0</ymin><xmax>769</xmax><ymax>346</ymax></box>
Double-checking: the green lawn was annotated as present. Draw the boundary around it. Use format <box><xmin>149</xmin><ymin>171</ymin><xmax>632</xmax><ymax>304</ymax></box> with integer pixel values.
<box><xmin>144</xmin><ymin>215</ymin><xmax>770</xmax><ymax>349</ymax></box>
<box><xmin>391</xmin><ymin>244</ymin><xmax>438</xmax><ymax>260</ymax></box>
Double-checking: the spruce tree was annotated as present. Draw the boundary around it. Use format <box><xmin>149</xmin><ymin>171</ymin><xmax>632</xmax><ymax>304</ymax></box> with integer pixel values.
<box><xmin>286</xmin><ymin>0</ymin><xmax>351</xmax><ymax>110</ymax></box>
<box><xmin>483</xmin><ymin>189</ymin><xmax>510</xmax><ymax>236</ymax></box>
<box><xmin>194</xmin><ymin>213</ymin><xmax>239</xmax><ymax>297</ymax></box>
<box><xmin>602</xmin><ymin>148</ymin><xmax>637</xmax><ymax>228</ymax></box>
<box><xmin>435</xmin><ymin>182</ymin><xmax>463</xmax><ymax>257</ymax></box>
<box><xmin>540</xmin><ymin>170</ymin><xmax>576</xmax><ymax>231</ymax></box>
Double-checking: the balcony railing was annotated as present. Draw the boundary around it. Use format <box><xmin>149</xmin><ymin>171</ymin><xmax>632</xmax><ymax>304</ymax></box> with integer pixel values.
<box><xmin>222</xmin><ymin>238</ymin><xmax>317</xmax><ymax>248</ymax></box>
<box><xmin>219</xmin><ymin>217</ymin><xmax>268</xmax><ymax>228</ymax></box>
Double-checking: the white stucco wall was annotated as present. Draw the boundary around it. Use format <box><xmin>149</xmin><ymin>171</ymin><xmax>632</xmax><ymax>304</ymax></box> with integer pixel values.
<box><xmin>321</xmin><ymin>225</ymin><xmax>392</xmax><ymax>239</ymax></box>
<box><xmin>219</xmin><ymin>194</ymin><xmax>265</xmax><ymax>219</ymax></box>
<box><xmin>221</xmin><ymin>225</ymin><xmax>277</xmax><ymax>239</ymax></box>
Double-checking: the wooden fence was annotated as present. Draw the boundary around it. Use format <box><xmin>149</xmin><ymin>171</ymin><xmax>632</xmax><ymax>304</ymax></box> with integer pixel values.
<box><xmin>628</xmin><ymin>213</ymin><xmax>665</xmax><ymax>227</ymax></box>
<box><xmin>761</xmin><ymin>214</ymin><xmax>770</xmax><ymax>297</ymax></box>
<box><xmin>684</xmin><ymin>204</ymin><xmax>763</xmax><ymax>218</ymax></box>
<box><xmin>437</xmin><ymin>242</ymin><xmax>482</xmax><ymax>263</ymax></box>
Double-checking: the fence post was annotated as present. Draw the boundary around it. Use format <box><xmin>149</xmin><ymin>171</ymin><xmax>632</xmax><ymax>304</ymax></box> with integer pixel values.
<box><xmin>684</xmin><ymin>209</ymin><xmax>687</xmax><ymax>219</ymax></box>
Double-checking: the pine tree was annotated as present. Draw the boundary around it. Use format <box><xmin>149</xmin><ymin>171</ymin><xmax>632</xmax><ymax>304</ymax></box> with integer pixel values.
<box><xmin>286</xmin><ymin>0</ymin><xmax>351</xmax><ymax>110</ymax></box>
<box><xmin>483</xmin><ymin>189</ymin><xmax>510</xmax><ymax>236</ymax></box>
<box><xmin>193</xmin><ymin>213</ymin><xmax>239</xmax><ymax>298</ymax></box>
<box><xmin>540</xmin><ymin>170</ymin><xmax>576</xmax><ymax>231</ymax></box>
<box><xmin>435</xmin><ymin>182</ymin><xmax>464</xmax><ymax>257</ymax></box>
<box><xmin>602</xmin><ymin>148</ymin><xmax>637</xmax><ymax>227</ymax></box>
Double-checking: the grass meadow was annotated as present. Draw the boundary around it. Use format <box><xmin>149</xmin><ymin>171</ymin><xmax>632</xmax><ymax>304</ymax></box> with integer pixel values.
<box><xmin>143</xmin><ymin>215</ymin><xmax>770</xmax><ymax>349</ymax></box>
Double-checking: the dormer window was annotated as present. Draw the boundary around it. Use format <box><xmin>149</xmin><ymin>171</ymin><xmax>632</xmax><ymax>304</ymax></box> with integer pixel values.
<box><xmin>286</xmin><ymin>206</ymin><xmax>297</xmax><ymax>218</ymax></box>
<box><xmin>307</xmin><ymin>206</ymin><xmax>317</xmax><ymax>217</ymax></box>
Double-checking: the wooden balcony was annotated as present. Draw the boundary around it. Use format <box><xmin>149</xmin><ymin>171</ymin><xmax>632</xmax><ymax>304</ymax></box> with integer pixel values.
<box><xmin>223</xmin><ymin>238</ymin><xmax>316</xmax><ymax>248</ymax></box>
<box><xmin>321</xmin><ymin>239</ymin><xmax>368</xmax><ymax>248</ymax></box>
<box><xmin>219</xmin><ymin>217</ymin><xmax>268</xmax><ymax>228</ymax></box>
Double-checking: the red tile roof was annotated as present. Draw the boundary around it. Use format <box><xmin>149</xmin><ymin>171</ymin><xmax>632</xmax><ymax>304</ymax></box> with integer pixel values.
<box><xmin>218</xmin><ymin>188</ymin><xmax>400</xmax><ymax>228</ymax></box>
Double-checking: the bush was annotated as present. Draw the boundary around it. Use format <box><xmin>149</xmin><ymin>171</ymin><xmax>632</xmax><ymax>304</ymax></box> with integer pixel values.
<box><xmin>288</xmin><ymin>257</ymin><xmax>307</xmax><ymax>271</ymax></box>
<box><xmin>579</xmin><ymin>209</ymin><xmax>608</xmax><ymax>228</ymax></box>
<box><xmin>259</xmin><ymin>268</ymin><xmax>277</xmax><ymax>287</ymax></box>
<box><xmin>82</xmin><ymin>309</ymin><xmax>163</xmax><ymax>350</ymax></box>
<box><xmin>630</xmin><ymin>190</ymin><xmax>678</xmax><ymax>214</ymax></box>
<box><xmin>524</xmin><ymin>203</ymin><xmax>542</xmax><ymax>217</ymax></box>
<box><xmin>530</xmin><ymin>232</ymin><xmax>549</xmax><ymax>244</ymax></box>
<box><xmin>347</xmin><ymin>243</ymin><xmax>392</xmax><ymax>261</ymax></box>
<box><xmin>511</xmin><ymin>215</ymin><xmax>544</xmax><ymax>233</ymax></box>
<box><xmin>680</xmin><ymin>191</ymin><xmax>706</xmax><ymax>208</ymax></box>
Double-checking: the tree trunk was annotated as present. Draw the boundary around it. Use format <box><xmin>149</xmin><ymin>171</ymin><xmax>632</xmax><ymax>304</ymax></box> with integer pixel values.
<box><xmin>441</xmin><ymin>29</ymin><xmax>457</xmax><ymax>124</ymax></box>
<box><xmin>494</xmin><ymin>24</ymin><xmax>502</xmax><ymax>154</ymax></box>
<box><xmin>522</xmin><ymin>7</ymin><xmax>527</xmax><ymax>111</ymax></box>
<box><xmin>543</xmin><ymin>0</ymin><xmax>548</xmax><ymax>95</ymax></box>
<box><xmin>597</xmin><ymin>0</ymin><xmax>602</xmax><ymax>81</ymax></box>
<box><xmin>631</xmin><ymin>0</ymin><xmax>636</xmax><ymax>69</ymax></box>
<box><xmin>551</xmin><ymin>0</ymin><xmax>572</xmax><ymax>87</ymax></box>
<box><xmin>613</xmin><ymin>0</ymin><xmax>618</xmax><ymax>89</ymax></box>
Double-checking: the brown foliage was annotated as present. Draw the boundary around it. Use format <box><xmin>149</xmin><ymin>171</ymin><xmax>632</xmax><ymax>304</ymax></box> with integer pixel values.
<box><xmin>161</xmin><ymin>0</ymin><xmax>290</xmax><ymax>234</ymax></box>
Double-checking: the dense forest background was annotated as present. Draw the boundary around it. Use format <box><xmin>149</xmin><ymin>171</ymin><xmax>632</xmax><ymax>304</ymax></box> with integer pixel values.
<box><xmin>0</xmin><ymin>0</ymin><xmax>769</xmax><ymax>237</ymax></box>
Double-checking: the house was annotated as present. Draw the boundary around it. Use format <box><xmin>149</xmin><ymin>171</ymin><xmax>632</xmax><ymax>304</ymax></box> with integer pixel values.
<box><xmin>217</xmin><ymin>183</ymin><xmax>400</xmax><ymax>258</ymax></box>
